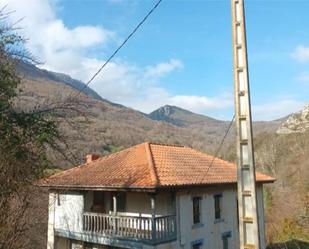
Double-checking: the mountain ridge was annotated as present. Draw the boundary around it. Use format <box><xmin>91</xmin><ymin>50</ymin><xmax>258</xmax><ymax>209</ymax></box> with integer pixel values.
<box><xmin>17</xmin><ymin>61</ymin><xmax>104</xmax><ymax>101</ymax></box>
<box><xmin>148</xmin><ymin>105</ymin><xmax>224</xmax><ymax>127</ymax></box>
<box><xmin>16</xmin><ymin>63</ymin><xmax>290</xmax><ymax>167</ymax></box>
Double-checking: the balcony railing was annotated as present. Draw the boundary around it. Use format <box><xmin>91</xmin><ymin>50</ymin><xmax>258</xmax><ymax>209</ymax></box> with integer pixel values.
<box><xmin>83</xmin><ymin>212</ymin><xmax>176</xmax><ymax>244</ymax></box>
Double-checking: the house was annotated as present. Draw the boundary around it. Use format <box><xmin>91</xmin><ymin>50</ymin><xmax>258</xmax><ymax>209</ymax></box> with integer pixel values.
<box><xmin>41</xmin><ymin>142</ymin><xmax>275</xmax><ymax>249</ymax></box>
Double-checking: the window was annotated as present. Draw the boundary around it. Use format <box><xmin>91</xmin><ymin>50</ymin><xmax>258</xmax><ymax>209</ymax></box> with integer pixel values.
<box><xmin>192</xmin><ymin>244</ymin><xmax>202</xmax><ymax>249</ymax></box>
<box><xmin>223</xmin><ymin>236</ymin><xmax>228</xmax><ymax>249</ymax></box>
<box><xmin>222</xmin><ymin>231</ymin><xmax>231</xmax><ymax>249</ymax></box>
<box><xmin>214</xmin><ymin>194</ymin><xmax>222</xmax><ymax>220</ymax></box>
<box><xmin>191</xmin><ymin>240</ymin><xmax>203</xmax><ymax>249</ymax></box>
<box><xmin>192</xmin><ymin>196</ymin><xmax>202</xmax><ymax>224</ymax></box>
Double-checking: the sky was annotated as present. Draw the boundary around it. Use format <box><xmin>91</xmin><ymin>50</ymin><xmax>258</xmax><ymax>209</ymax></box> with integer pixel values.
<box><xmin>3</xmin><ymin>0</ymin><xmax>309</xmax><ymax>120</ymax></box>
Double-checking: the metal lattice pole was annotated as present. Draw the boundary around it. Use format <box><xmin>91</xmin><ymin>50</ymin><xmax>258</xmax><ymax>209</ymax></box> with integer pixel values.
<box><xmin>231</xmin><ymin>0</ymin><xmax>261</xmax><ymax>248</ymax></box>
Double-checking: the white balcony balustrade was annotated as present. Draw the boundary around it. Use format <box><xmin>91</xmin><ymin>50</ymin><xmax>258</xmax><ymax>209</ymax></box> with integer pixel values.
<box><xmin>82</xmin><ymin>212</ymin><xmax>176</xmax><ymax>244</ymax></box>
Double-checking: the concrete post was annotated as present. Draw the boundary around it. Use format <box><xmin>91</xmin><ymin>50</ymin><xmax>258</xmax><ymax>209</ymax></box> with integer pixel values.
<box><xmin>231</xmin><ymin>0</ymin><xmax>261</xmax><ymax>248</ymax></box>
<box><xmin>47</xmin><ymin>192</ymin><xmax>56</xmax><ymax>249</ymax></box>
<box><xmin>150</xmin><ymin>194</ymin><xmax>156</xmax><ymax>242</ymax></box>
<box><xmin>113</xmin><ymin>194</ymin><xmax>117</xmax><ymax>214</ymax></box>
<box><xmin>112</xmin><ymin>193</ymin><xmax>117</xmax><ymax>234</ymax></box>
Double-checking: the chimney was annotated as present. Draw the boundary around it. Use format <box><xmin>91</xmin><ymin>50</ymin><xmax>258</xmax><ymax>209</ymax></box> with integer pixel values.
<box><xmin>86</xmin><ymin>154</ymin><xmax>100</xmax><ymax>163</ymax></box>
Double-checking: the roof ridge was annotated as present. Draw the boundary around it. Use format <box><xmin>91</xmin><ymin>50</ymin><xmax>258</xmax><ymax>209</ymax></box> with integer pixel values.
<box><xmin>145</xmin><ymin>142</ymin><xmax>159</xmax><ymax>186</ymax></box>
<box><xmin>148</xmin><ymin>142</ymin><xmax>185</xmax><ymax>148</ymax></box>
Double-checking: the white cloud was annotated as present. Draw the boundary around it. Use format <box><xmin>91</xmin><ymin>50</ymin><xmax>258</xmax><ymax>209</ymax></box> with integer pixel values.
<box><xmin>168</xmin><ymin>94</ymin><xmax>233</xmax><ymax>113</ymax></box>
<box><xmin>145</xmin><ymin>59</ymin><xmax>183</xmax><ymax>79</ymax></box>
<box><xmin>4</xmin><ymin>0</ymin><xmax>114</xmax><ymax>72</ymax></box>
<box><xmin>128</xmin><ymin>90</ymin><xmax>234</xmax><ymax>115</ymax></box>
<box><xmin>3</xmin><ymin>0</ymin><xmax>234</xmax><ymax>119</ymax></box>
<box><xmin>253</xmin><ymin>100</ymin><xmax>305</xmax><ymax>121</ymax></box>
<box><xmin>291</xmin><ymin>45</ymin><xmax>309</xmax><ymax>63</ymax></box>
<box><xmin>77</xmin><ymin>58</ymin><xmax>233</xmax><ymax>115</ymax></box>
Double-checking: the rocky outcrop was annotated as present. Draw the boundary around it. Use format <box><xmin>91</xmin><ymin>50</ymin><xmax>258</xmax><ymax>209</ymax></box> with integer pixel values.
<box><xmin>277</xmin><ymin>104</ymin><xmax>309</xmax><ymax>134</ymax></box>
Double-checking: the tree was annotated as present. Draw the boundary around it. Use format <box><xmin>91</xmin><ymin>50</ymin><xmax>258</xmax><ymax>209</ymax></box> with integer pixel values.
<box><xmin>0</xmin><ymin>7</ymin><xmax>63</xmax><ymax>249</ymax></box>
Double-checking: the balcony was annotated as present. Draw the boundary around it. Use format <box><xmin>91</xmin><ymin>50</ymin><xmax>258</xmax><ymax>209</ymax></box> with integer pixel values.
<box><xmin>82</xmin><ymin>212</ymin><xmax>177</xmax><ymax>244</ymax></box>
<box><xmin>52</xmin><ymin>191</ymin><xmax>177</xmax><ymax>247</ymax></box>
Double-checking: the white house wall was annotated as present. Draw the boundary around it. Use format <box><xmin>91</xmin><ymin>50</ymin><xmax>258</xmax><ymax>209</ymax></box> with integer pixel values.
<box><xmin>47</xmin><ymin>185</ymin><xmax>266</xmax><ymax>249</ymax></box>
<box><xmin>48</xmin><ymin>193</ymin><xmax>56</xmax><ymax>249</ymax></box>
<box><xmin>54</xmin><ymin>192</ymin><xmax>84</xmax><ymax>233</ymax></box>
<box><xmin>175</xmin><ymin>185</ymin><xmax>265</xmax><ymax>249</ymax></box>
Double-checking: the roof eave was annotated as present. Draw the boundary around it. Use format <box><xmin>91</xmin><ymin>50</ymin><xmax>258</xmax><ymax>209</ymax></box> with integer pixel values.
<box><xmin>39</xmin><ymin>184</ymin><xmax>158</xmax><ymax>193</ymax></box>
<box><xmin>39</xmin><ymin>178</ymin><xmax>275</xmax><ymax>192</ymax></box>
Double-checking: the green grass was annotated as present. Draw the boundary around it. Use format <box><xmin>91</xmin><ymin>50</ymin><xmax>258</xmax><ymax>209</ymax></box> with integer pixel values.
<box><xmin>103</xmin><ymin>144</ymin><xmax>123</xmax><ymax>153</ymax></box>
<box><xmin>43</xmin><ymin>168</ymin><xmax>63</xmax><ymax>177</ymax></box>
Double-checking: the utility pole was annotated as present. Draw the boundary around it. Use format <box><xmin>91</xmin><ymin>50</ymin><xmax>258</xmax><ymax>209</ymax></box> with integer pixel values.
<box><xmin>231</xmin><ymin>1</ymin><xmax>261</xmax><ymax>249</ymax></box>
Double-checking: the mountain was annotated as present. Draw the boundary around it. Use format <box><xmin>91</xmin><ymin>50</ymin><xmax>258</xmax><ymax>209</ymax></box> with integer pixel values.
<box><xmin>16</xmin><ymin>63</ymin><xmax>285</xmax><ymax>167</ymax></box>
<box><xmin>17</xmin><ymin>65</ymin><xmax>230</xmax><ymax>167</ymax></box>
<box><xmin>148</xmin><ymin>105</ymin><xmax>222</xmax><ymax>127</ymax></box>
<box><xmin>148</xmin><ymin>105</ymin><xmax>237</xmax><ymax>150</ymax></box>
<box><xmin>17</xmin><ymin>61</ymin><xmax>103</xmax><ymax>101</ymax></box>
<box><xmin>277</xmin><ymin>104</ymin><xmax>309</xmax><ymax>134</ymax></box>
<box><xmin>148</xmin><ymin>105</ymin><xmax>283</xmax><ymax>137</ymax></box>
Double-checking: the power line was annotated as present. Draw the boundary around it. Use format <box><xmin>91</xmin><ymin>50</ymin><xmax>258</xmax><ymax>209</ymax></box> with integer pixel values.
<box><xmin>31</xmin><ymin>0</ymin><xmax>163</xmax><ymax>115</ymax></box>
<box><xmin>26</xmin><ymin>0</ymin><xmax>165</xmax><ymax>169</ymax></box>
<box><xmin>71</xmin><ymin>0</ymin><xmax>163</xmax><ymax>99</ymax></box>
<box><xmin>200</xmin><ymin>114</ymin><xmax>235</xmax><ymax>183</ymax></box>
<box><xmin>44</xmin><ymin>0</ymin><xmax>164</xmax><ymax>164</ymax></box>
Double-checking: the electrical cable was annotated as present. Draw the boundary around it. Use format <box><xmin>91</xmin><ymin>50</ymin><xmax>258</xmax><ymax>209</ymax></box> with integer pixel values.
<box><xmin>30</xmin><ymin>0</ymin><xmax>163</xmax><ymax>115</ymax></box>
<box><xmin>200</xmin><ymin>114</ymin><xmax>235</xmax><ymax>183</ymax></box>
<box><xmin>70</xmin><ymin>0</ymin><xmax>163</xmax><ymax>99</ymax></box>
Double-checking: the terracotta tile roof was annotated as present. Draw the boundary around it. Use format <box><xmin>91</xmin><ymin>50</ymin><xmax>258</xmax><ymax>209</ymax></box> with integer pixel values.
<box><xmin>40</xmin><ymin>142</ymin><xmax>275</xmax><ymax>190</ymax></box>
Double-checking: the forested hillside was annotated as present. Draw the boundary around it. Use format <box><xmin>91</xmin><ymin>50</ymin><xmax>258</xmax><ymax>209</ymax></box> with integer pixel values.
<box><xmin>222</xmin><ymin>129</ymin><xmax>309</xmax><ymax>245</ymax></box>
<box><xmin>17</xmin><ymin>64</ymin><xmax>282</xmax><ymax>168</ymax></box>
<box><xmin>255</xmin><ymin>131</ymin><xmax>309</xmax><ymax>244</ymax></box>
